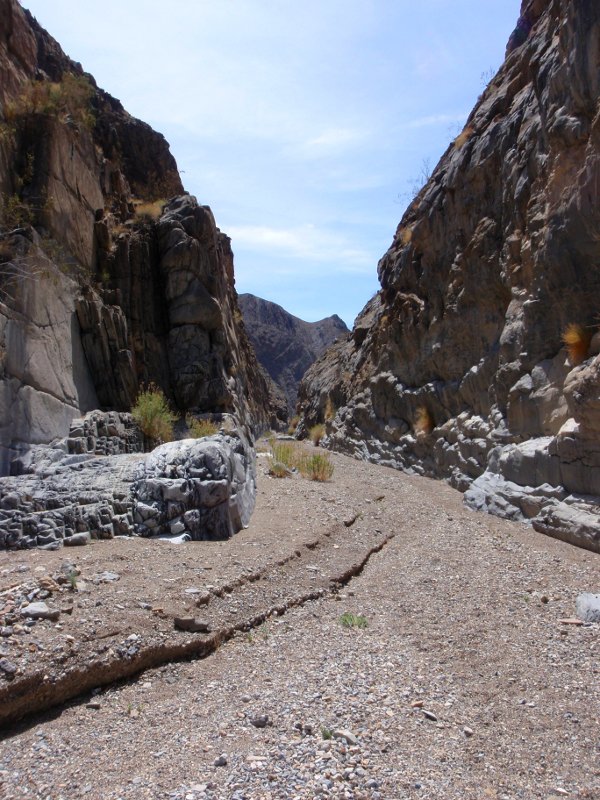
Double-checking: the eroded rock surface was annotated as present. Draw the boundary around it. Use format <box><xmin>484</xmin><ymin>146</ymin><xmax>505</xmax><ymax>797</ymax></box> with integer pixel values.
<box><xmin>0</xmin><ymin>0</ymin><xmax>276</xmax><ymax>474</ymax></box>
<box><xmin>298</xmin><ymin>0</ymin><xmax>600</xmax><ymax>552</ymax></box>
<box><xmin>0</xmin><ymin>411</ymin><xmax>255</xmax><ymax>549</ymax></box>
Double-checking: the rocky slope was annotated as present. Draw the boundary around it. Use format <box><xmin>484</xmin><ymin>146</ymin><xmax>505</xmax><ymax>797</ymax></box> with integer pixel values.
<box><xmin>238</xmin><ymin>293</ymin><xmax>348</xmax><ymax>415</ymax></box>
<box><xmin>298</xmin><ymin>0</ymin><xmax>600</xmax><ymax>553</ymax></box>
<box><xmin>0</xmin><ymin>0</ymin><xmax>276</xmax><ymax>474</ymax></box>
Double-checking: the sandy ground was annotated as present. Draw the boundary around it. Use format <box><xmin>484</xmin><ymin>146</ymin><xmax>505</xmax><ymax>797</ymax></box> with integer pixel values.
<box><xmin>0</xmin><ymin>445</ymin><xmax>598</xmax><ymax>800</ymax></box>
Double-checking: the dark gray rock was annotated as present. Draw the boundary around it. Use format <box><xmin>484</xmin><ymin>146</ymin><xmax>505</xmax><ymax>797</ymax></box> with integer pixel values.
<box><xmin>297</xmin><ymin>0</ymin><xmax>600</xmax><ymax>553</ymax></box>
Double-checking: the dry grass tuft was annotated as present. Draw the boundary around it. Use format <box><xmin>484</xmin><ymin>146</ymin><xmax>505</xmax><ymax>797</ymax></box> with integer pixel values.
<box><xmin>399</xmin><ymin>227</ymin><xmax>413</xmax><ymax>245</ymax></box>
<box><xmin>297</xmin><ymin>452</ymin><xmax>334</xmax><ymax>482</ymax></box>
<box><xmin>133</xmin><ymin>199</ymin><xmax>166</xmax><ymax>222</ymax></box>
<box><xmin>186</xmin><ymin>416</ymin><xmax>219</xmax><ymax>439</ymax></box>
<box><xmin>562</xmin><ymin>323</ymin><xmax>592</xmax><ymax>365</ymax></box>
<box><xmin>454</xmin><ymin>126</ymin><xmax>474</xmax><ymax>148</ymax></box>
<box><xmin>270</xmin><ymin>440</ymin><xmax>298</xmax><ymax>469</ymax></box>
<box><xmin>268</xmin><ymin>461</ymin><xmax>291</xmax><ymax>479</ymax></box>
<box><xmin>309</xmin><ymin>424</ymin><xmax>326</xmax><ymax>446</ymax></box>
<box><xmin>287</xmin><ymin>415</ymin><xmax>300</xmax><ymax>436</ymax></box>
<box><xmin>414</xmin><ymin>406</ymin><xmax>434</xmax><ymax>436</ymax></box>
<box><xmin>324</xmin><ymin>397</ymin><xmax>336</xmax><ymax>422</ymax></box>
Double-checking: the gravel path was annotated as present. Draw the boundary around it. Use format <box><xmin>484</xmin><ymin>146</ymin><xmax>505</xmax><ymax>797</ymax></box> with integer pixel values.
<box><xmin>0</xmin><ymin>447</ymin><xmax>598</xmax><ymax>800</ymax></box>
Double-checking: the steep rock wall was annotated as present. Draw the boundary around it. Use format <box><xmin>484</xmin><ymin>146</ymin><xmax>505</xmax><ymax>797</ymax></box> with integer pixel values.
<box><xmin>0</xmin><ymin>0</ymin><xmax>276</xmax><ymax>472</ymax></box>
<box><xmin>298</xmin><ymin>0</ymin><xmax>600</xmax><ymax>552</ymax></box>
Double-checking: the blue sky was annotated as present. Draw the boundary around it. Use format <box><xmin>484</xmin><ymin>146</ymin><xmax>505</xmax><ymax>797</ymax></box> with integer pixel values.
<box><xmin>23</xmin><ymin>1</ymin><xmax>520</xmax><ymax>327</ymax></box>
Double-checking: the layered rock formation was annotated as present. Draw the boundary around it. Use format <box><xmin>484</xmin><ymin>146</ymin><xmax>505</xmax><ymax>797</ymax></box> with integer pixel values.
<box><xmin>0</xmin><ymin>0</ymin><xmax>276</xmax><ymax>474</ymax></box>
<box><xmin>0</xmin><ymin>410</ymin><xmax>255</xmax><ymax>549</ymax></box>
<box><xmin>239</xmin><ymin>293</ymin><xmax>348</xmax><ymax>414</ymax></box>
<box><xmin>298</xmin><ymin>0</ymin><xmax>600</xmax><ymax>553</ymax></box>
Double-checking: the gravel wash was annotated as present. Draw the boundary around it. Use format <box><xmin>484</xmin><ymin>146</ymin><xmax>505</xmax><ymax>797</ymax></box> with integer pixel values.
<box><xmin>0</xmin><ymin>449</ymin><xmax>598</xmax><ymax>800</ymax></box>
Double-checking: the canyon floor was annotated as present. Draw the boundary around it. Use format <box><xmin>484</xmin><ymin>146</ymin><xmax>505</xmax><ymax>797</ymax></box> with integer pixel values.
<box><xmin>0</xmin><ymin>444</ymin><xmax>598</xmax><ymax>800</ymax></box>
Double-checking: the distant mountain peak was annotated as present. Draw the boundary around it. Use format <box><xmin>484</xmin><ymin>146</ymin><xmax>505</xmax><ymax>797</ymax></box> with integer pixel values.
<box><xmin>238</xmin><ymin>294</ymin><xmax>348</xmax><ymax>414</ymax></box>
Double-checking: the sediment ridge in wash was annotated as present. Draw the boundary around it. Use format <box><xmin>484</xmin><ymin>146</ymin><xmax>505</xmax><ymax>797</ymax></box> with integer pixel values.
<box><xmin>297</xmin><ymin>0</ymin><xmax>600</xmax><ymax>553</ymax></box>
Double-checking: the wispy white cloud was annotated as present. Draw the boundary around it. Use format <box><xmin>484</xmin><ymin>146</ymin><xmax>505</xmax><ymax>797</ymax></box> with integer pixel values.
<box><xmin>402</xmin><ymin>112</ymin><xmax>467</xmax><ymax>129</ymax></box>
<box><xmin>295</xmin><ymin>126</ymin><xmax>370</xmax><ymax>158</ymax></box>
<box><xmin>228</xmin><ymin>223</ymin><xmax>374</xmax><ymax>271</ymax></box>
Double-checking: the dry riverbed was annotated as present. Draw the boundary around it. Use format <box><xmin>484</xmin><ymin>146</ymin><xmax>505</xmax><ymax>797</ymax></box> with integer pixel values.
<box><xmin>0</xmin><ymin>447</ymin><xmax>598</xmax><ymax>800</ymax></box>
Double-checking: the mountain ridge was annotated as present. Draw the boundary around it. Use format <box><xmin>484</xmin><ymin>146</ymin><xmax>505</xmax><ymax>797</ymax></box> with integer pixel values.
<box><xmin>239</xmin><ymin>293</ymin><xmax>348</xmax><ymax>415</ymax></box>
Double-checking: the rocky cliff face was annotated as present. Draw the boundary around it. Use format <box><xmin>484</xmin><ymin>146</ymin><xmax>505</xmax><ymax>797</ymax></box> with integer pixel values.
<box><xmin>298</xmin><ymin>0</ymin><xmax>600</xmax><ymax>553</ymax></box>
<box><xmin>0</xmin><ymin>0</ymin><xmax>275</xmax><ymax>473</ymax></box>
<box><xmin>239</xmin><ymin>293</ymin><xmax>348</xmax><ymax>415</ymax></box>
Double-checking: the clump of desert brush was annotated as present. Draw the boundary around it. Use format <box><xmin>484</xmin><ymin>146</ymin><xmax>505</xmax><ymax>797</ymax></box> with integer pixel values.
<box><xmin>268</xmin><ymin>437</ymin><xmax>334</xmax><ymax>482</ymax></box>
<box><xmin>132</xmin><ymin>387</ymin><xmax>221</xmax><ymax>450</ymax></box>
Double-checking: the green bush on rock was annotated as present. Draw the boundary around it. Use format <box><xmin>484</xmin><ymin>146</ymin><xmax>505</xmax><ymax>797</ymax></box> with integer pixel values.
<box><xmin>132</xmin><ymin>385</ymin><xmax>176</xmax><ymax>450</ymax></box>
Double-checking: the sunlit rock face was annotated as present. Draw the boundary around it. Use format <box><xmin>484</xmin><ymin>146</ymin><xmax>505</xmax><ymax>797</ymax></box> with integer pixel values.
<box><xmin>0</xmin><ymin>0</ymin><xmax>277</xmax><ymax>472</ymax></box>
<box><xmin>298</xmin><ymin>0</ymin><xmax>600</xmax><ymax>553</ymax></box>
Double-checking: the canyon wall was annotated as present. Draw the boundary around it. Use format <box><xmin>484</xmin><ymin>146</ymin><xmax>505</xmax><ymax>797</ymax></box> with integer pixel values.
<box><xmin>0</xmin><ymin>0</ymin><xmax>275</xmax><ymax>473</ymax></box>
<box><xmin>298</xmin><ymin>0</ymin><xmax>600</xmax><ymax>553</ymax></box>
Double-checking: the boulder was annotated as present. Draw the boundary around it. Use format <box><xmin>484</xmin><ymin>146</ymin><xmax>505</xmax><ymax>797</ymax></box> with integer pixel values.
<box><xmin>132</xmin><ymin>431</ymin><xmax>256</xmax><ymax>540</ymax></box>
<box><xmin>0</xmin><ymin>421</ymin><xmax>256</xmax><ymax>549</ymax></box>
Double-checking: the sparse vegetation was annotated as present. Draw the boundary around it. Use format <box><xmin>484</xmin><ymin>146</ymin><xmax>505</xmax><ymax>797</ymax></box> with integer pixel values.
<box><xmin>132</xmin><ymin>198</ymin><xmax>166</xmax><ymax>223</ymax></box>
<box><xmin>271</xmin><ymin>440</ymin><xmax>298</xmax><ymax>469</ymax></box>
<box><xmin>562</xmin><ymin>323</ymin><xmax>592</xmax><ymax>365</ymax></box>
<box><xmin>297</xmin><ymin>452</ymin><xmax>334</xmax><ymax>482</ymax></box>
<box><xmin>287</xmin><ymin>415</ymin><xmax>300</xmax><ymax>435</ymax></box>
<box><xmin>0</xmin><ymin>194</ymin><xmax>34</xmax><ymax>230</ymax></box>
<box><xmin>324</xmin><ymin>397</ymin><xmax>336</xmax><ymax>422</ymax></box>
<box><xmin>414</xmin><ymin>406</ymin><xmax>434</xmax><ymax>436</ymax></box>
<box><xmin>339</xmin><ymin>612</ymin><xmax>368</xmax><ymax>629</ymax></box>
<box><xmin>268</xmin><ymin>461</ymin><xmax>291</xmax><ymax>478</ymax></box>
<box><xmin>309</xmin><ymin>424</ymin><xmax>325</xmax><ymax>446</ymax></box>
<box><xmin>186</xmin><ymin>415</ymin><xmax>219</xmax><ymax>439</ymax></box>
<box><xmin>321</xmin><ymin>727</ymin><xmax>333</xmax><ymax>740</ymax></box>
<box><xmin>132</xmin><ymin>385</ymin><xmax>177</xmax><ymax>449</ymax></box>
<box><xmin>4</xmin><ymin>73</ymin><xmax>95</xmax><ymax>131</ymax></box>
<box><xmin>454</xmin><ymin>125</ymin><xmax>474</xmax><ymax>148</ymax></box>
<box><xmin>0</xmin><ymin>243</ymin><xmax>45</xmax><ymax>303</ymax></box>
<box><xmin>267</xmin><ymin>437</ymin><xmax>334</xmax><ymax>481</ymax></box>
<box><xmin>399</xmin><ymin>226</ymin><xmax>413</xmax><ymax>245</ymax></box>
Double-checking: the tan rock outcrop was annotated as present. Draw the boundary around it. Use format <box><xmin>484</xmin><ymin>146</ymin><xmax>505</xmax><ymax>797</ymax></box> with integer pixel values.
<box><xmin>298</xmin><ymin>0</ymin><xmax>600</xmax><ymax>552</ymax></box>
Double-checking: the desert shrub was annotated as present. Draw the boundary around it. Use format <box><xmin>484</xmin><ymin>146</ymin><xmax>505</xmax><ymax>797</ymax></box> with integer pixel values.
<box><xmin>562</xmin><ymin>323</ymin><xmax>592</xmax><ymax>365</ymax></box>
<box><xmin>0</xmin><ymin>194</ymin><xmax>33</xmax><ymax>231</ymax></box>
<box><xmin>309</xmin><ymin>423</ymin><xmax>325</xmax><ymax>446</ymax></box>
<box><xmin>287</xmin><ymin>415</ymin><xmax>300</xmax><ymax>435</ymax></box>
<box><xmin>271</xmin><ymin>440</ymin><xmax>298</xmax><ymax>469</ymax></box>
<box><xmin>339</xmin><ymin>612</ymin><xmax>368</xmax><ymax>629</ymax></box>
<box><xmin>4</xmin><ymin>73</ymin><xmax>95</xmax><ymax>131</ymax></box>
<box><xmin>132</xmin><ymin>385</ymin><xmax>176</xmax><ymax>449</ymax></box>
<box><xmin>268</xmin><ymin>461</ymin><xmax>291</xmax><ymax>479</ymax></box>
<box><xmin>298</xmin><ymin>452</ymin><xmax>334</xmax><ymax>482</ymax></box>
<box><xmin>414</xmin><ymin>406</ymin><xmax>434</xmax><ymax>436</ymax></box>
<box><xmin>132</xmin><ymin>198</ymin><xmax>166</xmax><ymax>223</ymax></box>
<box><xmin>186</xmin><ymin>415</ymin><xmax>219</xmax><ymax>439</ymax></box>
<box><xmin>399</xmin><ymin>226</ymin><xmax>413</xmax><ymax>245</ymax></box>
<box><xmin>324</xmin><ymin>397</ymin><xmax>336</xmax><ymax>422</ymax></box>
<box><xmin>454</xmin><ymin>126</ymin><xmax>474</xmax><ymax>148</ymax></box>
